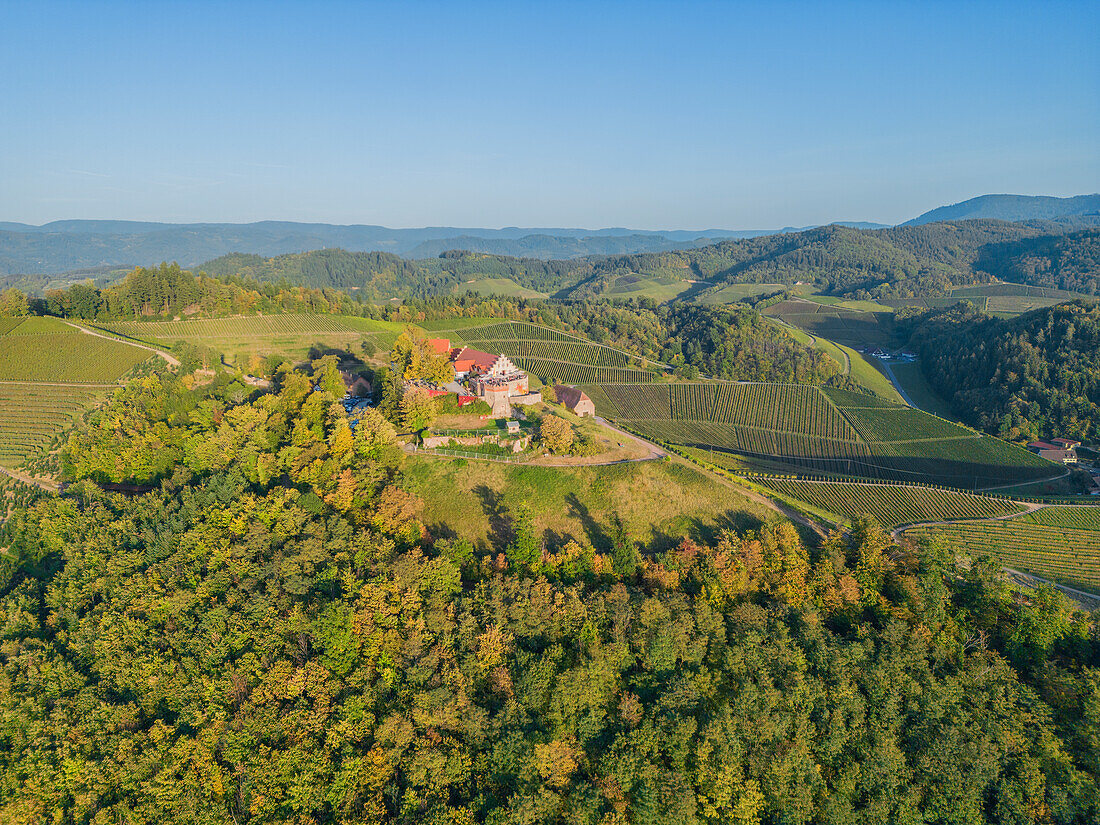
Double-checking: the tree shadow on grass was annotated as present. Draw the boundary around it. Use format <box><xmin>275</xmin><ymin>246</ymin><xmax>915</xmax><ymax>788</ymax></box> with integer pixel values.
<box><xmin>473</xmin><ymin>483</ymin><xmax>513</xmax><ymax>551</ymax></box>
<box><xmin>565</xmin><ymin>493</ymin><xmax>611</xmax><ymax>553</ymax></box>
<box><xmin>307</xmin><ymin>344</ymin><xmax>365</xmax><ymax>369</ymax></box>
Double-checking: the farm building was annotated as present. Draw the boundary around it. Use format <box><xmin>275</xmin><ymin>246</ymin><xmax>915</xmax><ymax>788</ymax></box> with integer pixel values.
<box><xmin>1029</xmin><ymin>439</ymin><xmax>1079</xmax><ymax>464</ymax></box>
<box><xmin>427</xmin><ymin>338</ymin><xmax>452</xmax><ymax>356</ymax></box>
<box><xmin>554</xmin><ymin>385</ymin><xmax>595</xmax><ymax>417</ymax></box>
<box><xmin>1050</xmin><ymin>438</ymin><xmax>1082</xmax><ymax>449</ymax></box>
<box><xmin>1038</xmin><ymin>449</ymin><xmax>1078</xmax><ymax>465</ymax></box>
<box><xmin>341</xmin><ymin>371</ymin><xmax>372</xmax><ymax>398</ymax></box>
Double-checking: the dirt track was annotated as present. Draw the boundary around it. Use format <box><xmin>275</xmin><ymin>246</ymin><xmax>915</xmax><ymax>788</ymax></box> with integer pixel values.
<box><xmin>63</xmin><ymin>321</ymin><xmax>181</xmax><ymax>367</ymax></box>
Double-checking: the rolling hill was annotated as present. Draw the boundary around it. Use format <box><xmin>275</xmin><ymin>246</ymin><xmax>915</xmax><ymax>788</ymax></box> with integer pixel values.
<box><xmin>904</xmin><ymin>193</ymin><xmax>1100</xmax><ymax>225</ymax></box>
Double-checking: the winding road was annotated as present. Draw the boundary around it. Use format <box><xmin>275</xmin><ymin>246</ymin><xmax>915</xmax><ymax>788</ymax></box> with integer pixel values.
<box><xmin>62</xmin><ymin>321</ymin><xmax>181</xmax><ymax>367</ymax></box>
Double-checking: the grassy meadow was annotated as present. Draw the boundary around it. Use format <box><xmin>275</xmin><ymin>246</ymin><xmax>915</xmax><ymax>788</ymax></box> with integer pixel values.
<box><xmin>402</xmin><ymin>454</ymin><xmax>774</xmax><ymax>553</ymax></box>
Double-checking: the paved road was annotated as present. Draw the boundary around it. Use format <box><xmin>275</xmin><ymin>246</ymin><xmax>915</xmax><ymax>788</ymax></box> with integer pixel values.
<box><xmin>63</xmin><ymin>321</ymin><xmax>181</xmax><ymax>367</ymax></box>
<box><xmin>877</xmin><ymin>358</ymin><xmax>916</xmax><ymax>407</ymax></box>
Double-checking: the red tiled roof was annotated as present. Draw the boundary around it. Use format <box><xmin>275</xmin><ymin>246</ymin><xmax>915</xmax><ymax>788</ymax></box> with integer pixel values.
<box><xmin>426</xmin><ymin>338</ymin><xmax>451</xmax><ymax>355</ymax></box>
<box><xmin>553</xmin><ymin>384</ymin><xmax>592</xmax><ymax>409</ymax></box>
<box><xmin>452</xmin><ymin>347</ymin><xmax>499</xmax><ymax>371</ymax></box>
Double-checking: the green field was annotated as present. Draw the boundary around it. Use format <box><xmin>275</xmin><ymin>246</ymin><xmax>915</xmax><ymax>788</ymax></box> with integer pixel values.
<box><xmin>402</xmin><ymin>452</ymin><xmax>776</xmax><ymax>552</ymax></box>
<box><xmin>759</xmin><ymin>478</ymin><xmax>1023</xmax><ymax>529</ymax></box>
<box><xmin>605</xmin><ymin>276</ymin><xmax>697</xmax><ymax>302</ymax></box>
<box><xmin>887</xmin><ymin>360</ymin><xmax>957</xmax><ymax>419</ymax></box>
<box><xmin>99</xmin><ymin>313</ymin><xmax>405</xmax><ymax>365</ymax></box>
<box><xmin>582</xmin><ymin>381</ymin><xmax>1058</xmax><ymax>488</ymax></box>
<box><xmin>904</xmin><ymin>506</ymin><xmax>1100</xmax><ymax>592</ymax></box>
<box><xmin>454</xmin><ymin>278</ymin><xmax>548</xmax><ymax>299</ymax></box>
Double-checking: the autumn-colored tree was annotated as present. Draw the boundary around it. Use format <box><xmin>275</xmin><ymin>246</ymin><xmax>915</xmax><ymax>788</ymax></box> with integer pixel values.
<box><xmin>401</xmin><ymin>387</ymin><xmax>437</xmax><ymax>431</ymax></box>
<box><xmin>538</xmin><ymin>414</ymin><xmax>574</xmax><ymax>454</ymax></box>
<box><xmin>0</xmin><ymin>287</ymin><xmax>29</xmax><ymax>316</ymax></box>
<box><xmin>391</xmin><ymin>329</ymin><xmax>454</xmax><ymax>384</ymax></box>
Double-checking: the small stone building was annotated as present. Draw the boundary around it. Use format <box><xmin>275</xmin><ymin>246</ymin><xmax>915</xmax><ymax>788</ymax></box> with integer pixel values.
<box><xmin>553</xmin><ymin>385</ymin><xmax>595</xmax><ymax>417</ymax></box>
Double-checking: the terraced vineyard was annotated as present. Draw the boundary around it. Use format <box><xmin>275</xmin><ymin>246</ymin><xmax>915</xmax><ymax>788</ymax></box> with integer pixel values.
<box><xmin>428</xmin><ymin>319</ymin><xmax>663</xmax><ymax>384</ymax></box>
<box><xmin>760</xmin><ymin>478</ymin><xmax>1023</xmax><ymax>528</ymax></box>
<box><xmin>903</xmin><ymin>506</ymin><xmax>1100</xmax><ymax>592</ymax></box>
<box><xmin>512</xmin><ymin>358</ymin><xmax>657</xmax><ymax>385</ymax></box>
<box><xmin>0</xmin><ymin>318</ymin><xmax>153</xmax><ymax>383</ymax></box>
<box><xmin>583</xmin><ymin>381</ymin><xmax>1059</xmax><ymax>487</ymax></box>
<box><xmin>463</xmin><ymin>338</ymin><xmax>633</xmax><ymax>368</ymax></box>
<box><xmin>0</xmin><ymin>384</ymin><xmax>109</xmax><ymax>466</ymax></box>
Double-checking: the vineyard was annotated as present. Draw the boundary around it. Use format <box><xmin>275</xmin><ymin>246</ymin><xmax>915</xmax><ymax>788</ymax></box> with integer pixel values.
<box><xmin>102</xmin><ymin>314</ymin><xmax>398</xmax><ymax>340</ymax></box>
<box><xmin>0</xmin><ymin>384</ymin><xmax>108</xmax><ymax>466</ymax></box>
<box><xmin>1016</xmin><ymin>506</ymin><xmax>1100</xmax><ymax>531</ymax></box>
<box><xmin>903</xmin><ymin>508</ymin><xmax>1100</xmax><ymax>592</ymax></box>
<box><xmin>512</xmin><ymin>358</ymin><xmax>657</xmax><ymax>385</ymax></box>
<box><xmin>839</xmin><ymin>406</ymin><xmax>973</xmax><ymax>442</ymax></box>
<box><xmin>584</xmin><ymin>381</ymin><xmax>1061</xmax><ymax>488</ymax></box>
<box><xmin>0</xmin><ymin>332</ymin><xmax>152</xmax><ymax>383</ymax></box>
<box><xmin>463</xmin><ymin>338</ymin><xmax>634</xmax><ymax>368</ymax></box>
<box><xmin>759</xmin><ymin>478</ymin><xmax>1023</xmax><ymax>528</ymax></box>
<box><xmin>444</xmin><ymin>320</ymin><xmax>594</xmax><ymax>344</ymax></box>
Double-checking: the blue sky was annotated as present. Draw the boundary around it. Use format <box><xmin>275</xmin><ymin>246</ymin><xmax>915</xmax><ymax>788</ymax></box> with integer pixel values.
<box><xmin>2</xmin><ymin>0</ymin><xmax>1097</xmax><ymax>228</ymax></box>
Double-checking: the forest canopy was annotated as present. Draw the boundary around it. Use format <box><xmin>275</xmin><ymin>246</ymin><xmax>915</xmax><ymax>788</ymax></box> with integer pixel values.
<box><xmin>903</xmin><ymin>299</ymin><xmax>1100</xmax><ymax>442</ymax></box>
<box><xmin>0</xmin><ymin>361</ymin><xmax>1097</xmax><ymax>823</ymax></box>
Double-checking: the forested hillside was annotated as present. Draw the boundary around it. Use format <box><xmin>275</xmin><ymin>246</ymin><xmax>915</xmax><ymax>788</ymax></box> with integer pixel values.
<box><xmin>28</xmin><ymin>269</ymin><xmax>853</xmax><ymax>388</ymax></box>
<box><xmin>201</xmin><ymin>249</ymin><xmax>586</xmax><ymax>299</ymax></box>
<box><xmin>0</xmin><ymin>363</ymin><xmax>1097</xmax><ymax>823</ymax></box>
<box><xmin>567</xmin><ymin>221</ymin><xmax>1100</xmax><ymax>301</ymax></box>
<box><xmin>973</xmin><ymin>230</ymin><xmax>1100</xmax><ymax>295</ymax></box>
<box><xmin>903</xmin><ymin>300</ymin><xmax>1100</xmax><ymax>442</ymax></box>
<box><xmin>903</xmin><ymin>193</ymin><xmax>1100</xmax><ymax>225</ymax></box>
<box><xmin>197</xmin><ymin>221</ymin><xmax>1100</xmax><ymax>303</ymax></box>
<box><xmin>40</xmin><ymin>262</ymin><xmax>367</xmax><ymax>319</ymax></box>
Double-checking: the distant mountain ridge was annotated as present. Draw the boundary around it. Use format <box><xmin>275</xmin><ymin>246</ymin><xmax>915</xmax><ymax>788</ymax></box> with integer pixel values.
<box><xmin>0</xmin><ymin>222</ymin><xmax>783</xmax><ymax>275</ymax></box>
<box><xmin>186</xmin><ymin>219</ymin><xmax>1099</xmax><ymax>305</ymax></box>
<box><xmin>0</xmin><ymin>193</ymin><xmax>1095</xmax><ymax>277</ymax></box>
<box><xmin>0</xmin><ymin>219</ymin><xmax>890</xmax><ymax>276</ymax></box>
<box><xmin>904</xmin><ymin>194</ymin><xmax>1100</xmax><ymax>226</ymax></box>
